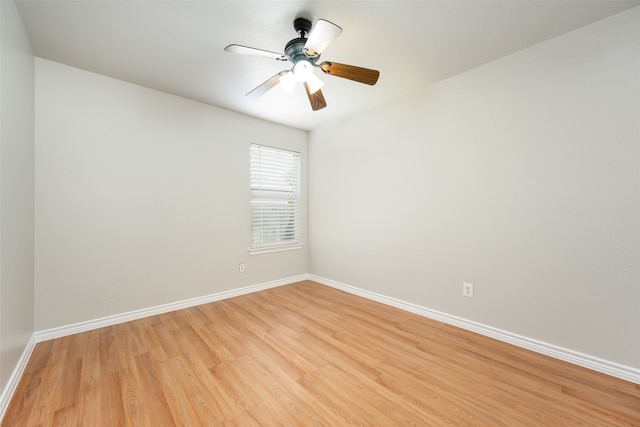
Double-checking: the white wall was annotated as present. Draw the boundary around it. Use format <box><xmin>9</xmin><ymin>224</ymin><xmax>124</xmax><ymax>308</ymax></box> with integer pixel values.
<box><xmin>35</xmin><ymin>59</ymin><xmax>308</xmax><ymax>330</ymax></box>
<box><xmin>309</xmin><ymin>7</ymin><xmax>640</xmax><ymax>369</ymax></box>
<box><xmin>0</xmin><ymin>0</ymin><xmax>35</xmax><ymax>393</ymax></box>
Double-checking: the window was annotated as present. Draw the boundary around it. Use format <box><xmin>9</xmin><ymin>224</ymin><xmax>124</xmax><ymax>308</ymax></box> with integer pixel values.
<box><xmin>250</xmin><ymin>144</ymin><xmax>301</xmax><ymax>254</ymax></box>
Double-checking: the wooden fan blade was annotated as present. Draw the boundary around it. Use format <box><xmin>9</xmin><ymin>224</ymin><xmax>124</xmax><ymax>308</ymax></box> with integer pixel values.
<box><xmin>224</xmin><ymin>44</ymin><xmax>288</xmax><ymax>61</ymax></box>
<box><xmin>304</xmin><ymin>83</ymin><xmax>327</xmax><ymax>111</ymax></box>
<box><xmin>319</xmin><ymin>62</ymin><xmax>380</xmax><ymax>85</ymax></box>
<box><xmin>247</xmin><ymin>72</ymin><xmax>286</xmax><ymax>98</ymax></box>
<box><xmin>304</xmin><ymin>19</ymin><xmax>342</xmax><ymax>56</ymax></box>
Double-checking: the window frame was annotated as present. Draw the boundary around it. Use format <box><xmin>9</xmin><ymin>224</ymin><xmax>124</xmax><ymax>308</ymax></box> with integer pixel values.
<box><xmin>249</xmin><ymin>144</ymin><xmax>302</xmax><ymax>255</ymax></box>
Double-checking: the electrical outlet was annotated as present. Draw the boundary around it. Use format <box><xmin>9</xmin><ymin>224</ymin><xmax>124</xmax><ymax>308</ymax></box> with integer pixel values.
<box><xmin>238</xmin><ymin>262</ymin><xmax>246</xmax><ymax>273</ymax></box>
<box><xmin>463</xmin><ymin>282</ymin><xmax>473</xmax><ymax>298</ymax></box>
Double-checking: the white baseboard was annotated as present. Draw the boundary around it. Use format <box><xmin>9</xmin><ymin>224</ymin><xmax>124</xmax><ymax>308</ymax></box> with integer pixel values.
<box><xmin>309</xmin><ymin>275</ymin><xmax>640</xmax><ymax>385</ymax></box>
<box><xmin>0</xmin><ymin>335</ymin><xmax>37</xmax><ymax>422</ymax></box>
<box><xmin>34</xmin><ymin>274</ymin><xmax>308</xmax><ymax>343</ymax></box>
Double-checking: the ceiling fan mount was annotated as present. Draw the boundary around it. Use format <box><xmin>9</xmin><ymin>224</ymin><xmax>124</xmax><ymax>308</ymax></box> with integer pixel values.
<box><xmin>293</xmin><ymin>17</ymin><xmax>313</xmax><ymax>37</ymax></box>
<box><xmin>224</xmin><ymin>16</ymin><xmax>380</xmax><ymax>111</ymax></box>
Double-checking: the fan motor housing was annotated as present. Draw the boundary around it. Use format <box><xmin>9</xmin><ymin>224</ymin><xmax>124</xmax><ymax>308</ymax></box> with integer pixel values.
<box><xmin>285</xmin><ymin>38</ymin><xmax>306</xmax><ymax>59</ymax></box>
<box><xmin>285</xmin><ymin>37</ymin><xmax>320</xmax><ymax>64</ymax></box>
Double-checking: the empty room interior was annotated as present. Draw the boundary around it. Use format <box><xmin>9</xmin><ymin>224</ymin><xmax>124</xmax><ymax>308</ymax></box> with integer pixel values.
<box><xmin>1</xmin><ymin>0</ymin><xmax>639</xmax><ymax>425</ymax></box>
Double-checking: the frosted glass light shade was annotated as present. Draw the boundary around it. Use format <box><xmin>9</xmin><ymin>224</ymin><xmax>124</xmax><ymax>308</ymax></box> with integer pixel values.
<box><xmin>293</xmin><ymin>60</ymin><xmax>314</xmax><ymax>81</ymax></box>
<box><xmin>279</xmin><ymin>71</ymin><xmax>297</xmax><ymax>92</ymax></box>
<box><xmin>306</xmin><ymin>74</ymin><xmax>324</xmax><ymax>94</ymax></box>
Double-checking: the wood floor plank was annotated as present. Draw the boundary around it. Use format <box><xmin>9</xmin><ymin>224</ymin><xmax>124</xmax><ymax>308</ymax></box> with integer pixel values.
<box><xmin>133</xmin><ymin>352</ymin><xmax>177</xmax><ymax>426</ymax></box>
<box><xmin>2</xmin><ymin>280</ymin><xmax>639</xmax><ymax>426</ymax></box>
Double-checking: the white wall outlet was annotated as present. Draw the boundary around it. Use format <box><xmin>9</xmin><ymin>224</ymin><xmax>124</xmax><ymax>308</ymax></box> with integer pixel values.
<box><xmin>463</xmin><ymin>282</ymin><xmax>473</xmax><ymax>298</ymax></box>
<box><xmin>238</xmin><ymin>262</ymin><xmax>246</xmax><ymax>273</ymax></box>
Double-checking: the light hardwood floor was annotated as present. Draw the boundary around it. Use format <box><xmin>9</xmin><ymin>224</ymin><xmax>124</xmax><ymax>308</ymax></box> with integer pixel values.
<box><xmin>2</xmin><ymin>281</ymin><xmax>639</xmax><ymax>426</ymax></box>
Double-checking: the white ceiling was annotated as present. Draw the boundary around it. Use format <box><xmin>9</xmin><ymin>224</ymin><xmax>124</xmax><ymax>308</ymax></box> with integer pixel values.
<box><xmin>16</xmin><ymin>0</ymin><xmax>640</xmax><ymax>131</ymax></box>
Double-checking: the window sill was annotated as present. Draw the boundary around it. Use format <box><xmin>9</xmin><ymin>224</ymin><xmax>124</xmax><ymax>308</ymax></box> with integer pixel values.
<box><xmin>249</xmin><ymin>243</ymin><xmax>303</xmax><ymax>256</ymax></box>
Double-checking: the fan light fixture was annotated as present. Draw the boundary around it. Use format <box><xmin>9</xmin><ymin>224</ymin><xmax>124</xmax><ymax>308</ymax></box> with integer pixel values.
<box><xmin>293</xmin><ymin>60</ymin><xmax>313</xmax><ymax>80</ymax></box>
<box><xmin>225</xmin><ymin>17</ymin><xmax>379</xmax><ymax>111</ymax></box>
<box><xmin>279</xmin><ymin>71</ymin><xmax>297</xmax><ymax>92</ymax></box>
<box><xmin>279</xmin><ymin>59</ymin><xmax>324</xmax><ymax>94</ymax></box>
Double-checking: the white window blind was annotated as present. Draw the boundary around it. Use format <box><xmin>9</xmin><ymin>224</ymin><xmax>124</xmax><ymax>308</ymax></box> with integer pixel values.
<box><xmin>250</xmin><ymin>144</ymin><xmax>301</xmax><ymax>252</ymax></box>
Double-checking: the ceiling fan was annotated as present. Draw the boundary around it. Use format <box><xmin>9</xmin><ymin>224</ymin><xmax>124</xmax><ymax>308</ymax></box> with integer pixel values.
<box><xmin>224</xmin><ymin>17</ymin><xmax>380</xmax><ymax>111</ymax></box>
